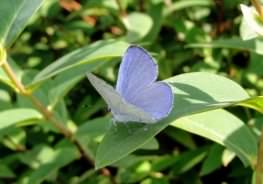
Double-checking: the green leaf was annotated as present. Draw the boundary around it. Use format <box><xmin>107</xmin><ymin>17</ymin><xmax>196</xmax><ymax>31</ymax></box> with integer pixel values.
<box><xmin>18</xmin><ymin>145</ymin><xmax>56</xmax><ymax>168</ymax></box>
<box><xmin>75</xmin><ymin>117</ymin><xmax>111</xmax><ymax>159</ymax></box>
<box><xmin>140</xmin><ymin>137</ymin><xmax>159</xmax><ymax>150</ymax></box>
<box><xmin>122</xmin><ymin>12</ymin><xmax>153</xmax><ymax>42</ymax></box>
<box><xmin>0</xmin><ymin>89</ymin><xmax>12</xmax><ymax>111</ymax></box>
<box><xmin>31</xmin><ymin>40</ymin><xmax>129</xmax><ymax>87</ymax></box>
<box><xmin>142</xmin><ymin>0</ymin><xmax>164</xmax><ymax>42</ymax></box>
<box><xmin>165</xmin><ymin>128</ymin><xmax>196</xmax><ymax>149</ymax></box>
<box><xmin>188</xmin><ymin>37</ymin><xmax>263</xmax><ymax>55</ymax></box>
<box><xmin>171</xmin><ymin>109</ymin><xmax>257</xmax><ymax>167</ymax></box>
<box><xmin>0</xmin><ymin>0</ymin><xmax>43</xmax><ymax>48</ymax></box>
<box><xmin>27</xmin><ymin>147</ymin><xmax>79</xmax><ymax>184</ymax></box>
<box><xmin>171</xmin><ymin>147</ymin><xmax>207</xmax><ymax>174</ymax></box>
<box><xmin>0</xmin><ymin>108</ymin><xmax>42</xmax><ymax>131</ymax></box>
<box><xmin>222</xmin><ymin>149</ymin><xmax>236</xmax><ymax>166</ymax></box>
<box><xmin>2</xmin><ymin>128</ymin><xmax>26</xmax><ymax>151</ymax></box>
<box><xmin>238</xmin><ymin>96</ymin><xmax>263</xmax><ymax>113</ymax></box>
<box><xmin>200</xmin><ymin>144</ymin><xmax>224</xmax><ymax>176</ymax></box>
<box><xmin>95</xmin><ymin>72</ymin><xmax>250</xmax><ymax>169</ymax></box>
<box><xmin>164</xmin><ymin>0</ymin><xmax>213</xmax><ymax>17</ymax></box>
<box><xmin>0</xmin><ymin>165</ymin><xmax>15</xmax><ymax>178</ymax></box>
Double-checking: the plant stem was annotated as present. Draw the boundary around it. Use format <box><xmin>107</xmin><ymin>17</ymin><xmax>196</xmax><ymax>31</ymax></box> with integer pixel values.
<box><xmin>3</xmin><ymin>135</ymin><xmax>27</xmax><ymax>152</ymax></box>
<box><xmin>0</xmin><ymin>50</ymin><xmax>115</xmax><ymax>183</ymax></box>
<box><xmin>115</xmin><ymin>0</ymin><xmax>126</xmax><ymax>16</ymax></box>
<box><xmin>251</xmin><ymin>0</ymin><xmax>263</xmax><ymax>20</ymax></box>
<box><xmin>256</xmin><ymin>127</ymin><xmax>263</xmax><ymax>184</ymax></box>
<box><xmin>0</xmin><ymin>57</ymin><xmax>93</xmax><ymax>164</ymax></box>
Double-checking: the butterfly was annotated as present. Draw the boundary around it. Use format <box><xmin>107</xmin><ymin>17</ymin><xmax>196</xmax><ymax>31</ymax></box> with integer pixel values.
<box><xmin>87</xmin><ymin>45</ymin><xmax>173</xmax><ymax>123</ymax></box>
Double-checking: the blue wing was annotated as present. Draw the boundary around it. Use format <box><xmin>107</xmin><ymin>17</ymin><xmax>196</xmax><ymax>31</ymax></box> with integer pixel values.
<box><xmin>116</xmin><ymin>46</ymin><xmax>158</xmax><ymax>102</ymax></box>
<box><xmin>116</xmin><ymin>46</ymin><xmax>173</xmax><ymax>120</ymax></box>
<box><xmin>130</xmin><ymin>82</ymin><xmax>173</xmax><ymax>120</ymax></box>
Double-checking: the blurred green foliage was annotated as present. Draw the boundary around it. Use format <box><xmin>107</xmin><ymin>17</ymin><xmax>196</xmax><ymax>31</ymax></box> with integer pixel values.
<box><xmin>1</xmin><ymin>0</ymin><xmax>263</xmax><ymax>184</ymax></box>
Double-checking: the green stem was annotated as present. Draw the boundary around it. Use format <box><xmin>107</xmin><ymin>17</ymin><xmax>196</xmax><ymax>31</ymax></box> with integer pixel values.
<box><xmin>256</xmin><ymin>127</ymin><xmax>263</xmax><ymax>184</ymax></box>
<box><xmin>0</xmin><ymin>48</ymin><xmax>92</xmax><ymax>164</ymax></box>
<box><xmin>3</xmin><ymin>135</ymin><xmax>27</xmax><ymax>152</ymax></box>
<box><xmin>0</xmin><ymin>47</ymin><xmax>115</xmax><ymax>182</ymax></box>
<box><xmin>115</xmin><ymin>0</ymin><xmax>126</xmax><ymax>16</ymax></box>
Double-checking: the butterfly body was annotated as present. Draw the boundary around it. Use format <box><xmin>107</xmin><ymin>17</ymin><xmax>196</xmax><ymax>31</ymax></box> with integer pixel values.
<box><xmin>87</xmin><ymin>46</ymin><xmax>173</xmax><ymax>123</ymax></box>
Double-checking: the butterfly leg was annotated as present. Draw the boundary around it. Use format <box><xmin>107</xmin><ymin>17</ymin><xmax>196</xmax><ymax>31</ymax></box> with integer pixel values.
<box><xmin>143</xmin><ymin>125</ymin><xmax>148</xmax><ymax>131</ymax></box>
<box><xmin>123</xmin><ymin>122</ymin><xmax>133</xmax><ymax>134</ymax></box>
<box><xmin>109</xmin><ymin>118</ymin><xmax>119</xmax><ymax>133</ymax></box>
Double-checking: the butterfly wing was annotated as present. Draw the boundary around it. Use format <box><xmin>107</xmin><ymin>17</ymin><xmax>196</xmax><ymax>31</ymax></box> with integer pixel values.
<box><xmin>129</xmin><ymin>82</ymin><xmax>173</xmax><ymax>120</ymax></box>
<box><xmin>116</xmin><ymin>46</ymin><xmax>173</xmax><ymax>121</ymax></box>
<box><xmin>87</xmin><ymin>73</ymin><xmax>155</xmax><ymax>123</ymax></box>
<box><xmin>116</xmin><ymin>46</ymin><xmax>158</xmax><ymax>102</ymax></box>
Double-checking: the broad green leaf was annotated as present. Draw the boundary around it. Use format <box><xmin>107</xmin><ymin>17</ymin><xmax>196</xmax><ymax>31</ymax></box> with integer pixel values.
<box><xmin>122</xmin><ymin>12</ymin><xmax>153</xmax><ymax>42</ymax></box>
<box><xmin>31</xmin><ymin>40</ymin><xmax>129</xmax><ymax>87</ymax></box>
<box><xmin>238</xmin><ymin>96</ymin><xmax>263</xmax><ymax>113</ymax></box>
<box><xmin>240</xmin><ymin>4</ymin><xmax>263</xmax><ymax>40</ymax></box>
<box><xmin>47</xmin><ymin>70</ymin><xmax>83</xmax><ymax>108</ymax></box>
<box><xmin>75</xmin><ymin>117</ymin><xmax>158</xmax><ymax>160</ymax></box>
<box><xmin>0</xmin><ymin>0</ymin><xmax>43</xmax><ymax>48</ymax></box>
<box><xmin>171</xmin><ymin>109</ymin><xmax>257</xmax><ymax>167</ymax></box>
<box><xmin>188</xmin><ymin>37</ymin><xmax>263</xmax><ymax>55</ymax></box>
<box><xmin>95</xmin><ymin>72</ymin><xmax>250</xmax><ymax>169</ymax></box>
<box><xmin>0</xmin><ymin>108</ymin><xmax>42</xmax><ymax>131</ymax></box>
<box><xmin>164</xmin><ymin>0</ymin><xmax>213</xmax><ymax>17</ymax></box>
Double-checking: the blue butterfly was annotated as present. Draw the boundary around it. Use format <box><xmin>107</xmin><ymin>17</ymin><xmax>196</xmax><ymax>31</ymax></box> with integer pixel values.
<box><xmin>87</xmin><ymin>45</ymin><xmax>173</xmax><ymax>123</ymax></box>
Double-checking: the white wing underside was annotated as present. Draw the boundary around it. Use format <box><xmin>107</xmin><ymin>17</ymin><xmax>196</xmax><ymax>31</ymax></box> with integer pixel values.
<box><xmin>87</xmin><ymin>73</ymin><xmax>156</xmax><ymax>123</ymax></box>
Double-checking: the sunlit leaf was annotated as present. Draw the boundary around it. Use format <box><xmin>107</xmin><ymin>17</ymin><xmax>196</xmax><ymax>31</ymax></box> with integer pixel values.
<box><xmin>171</xmin><ymin>109</ymin><xmax>257</xmax><ymax>167</ymax></box>
<box><xmin>122</xmin><ymin>12</ymin><xmax>153</xmax><ymax>42</ymax></box>
<box><xmin>238</xmin><ymin>96</ymin><xmax>263</xmax><ymax>113</ymax></box>
<box><xmin>31</xmin><ymin>40</ymin><xmax>129</xmax><ymax>87</ymax></box>
<box><xmin>188</xmin><ymin>37</ymin><xmax>263</xmax><ymax>55</ymax></box>
<box><xmin>0</xmin><ymin>108</ymin><xmax>42</xmax><ymax>131</ymax></box>
<box><xmin>95</xmin><ymin>72</ymin><xmax>251</xmax><ymax>169</ymax></box>
<box><xmin>164</xmin><ymin>0</ymin><xmax>213</xmax><ymax>17</ymax></box>
<box><xmin>0</xmin><ymin>0</ymin><xmax>43</xmax><ymax>48</ymax></box>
